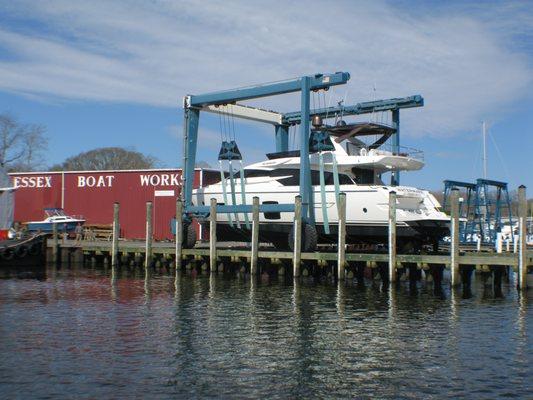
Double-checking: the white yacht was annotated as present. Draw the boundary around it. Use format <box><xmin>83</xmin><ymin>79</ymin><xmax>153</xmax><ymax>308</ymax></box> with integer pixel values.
<box><xmin>193</xmin><ymin>122</ymin><xmax>449</xmax><ymax>250</ymax></box>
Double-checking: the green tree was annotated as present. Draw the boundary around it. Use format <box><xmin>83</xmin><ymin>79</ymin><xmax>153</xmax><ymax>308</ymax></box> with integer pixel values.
<box><xmin>51</xmin><ymin>147</ymin><xmax>159</xmax><ymax>171</ymax></box>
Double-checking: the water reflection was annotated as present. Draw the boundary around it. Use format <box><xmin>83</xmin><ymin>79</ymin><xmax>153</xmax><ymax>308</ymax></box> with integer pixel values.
<box><xmin>0</xmin><ymin>265</ymin><xmax>531</xmax><ymax>399</ymax></box>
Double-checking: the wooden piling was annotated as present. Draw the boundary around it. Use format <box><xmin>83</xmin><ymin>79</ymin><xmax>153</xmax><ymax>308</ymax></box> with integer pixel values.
<box><xmin>111</xmin><ymin>202</ymin><xmax>120</xmax><ymax>267</ymax></box>
<box><xmin>293</xmin><ymin>196</ymin><xmax>302</xmax><ymax>277</ymax></box>
<box><xmin>518</xmin><ymin>185</ymin><xmax>528</xmax><ymax>290</ymax></box>
<box><xmin>209</xmin><ymin>198</ymin><xmax>217</xmax><ymax>272</ymax></box>
<box><xmin>52</xmin><ymin>222</ymin><xmax>59</xmax><ymax>264</ymax></box>
<box><xmin>450</xmin><ymin>188</ymin><xmax>460</xmax><ymax>287</ymax></box>
<box><xmin>175</xmin><ymin>199</ymin><xmax>183</xmax><ymax>269</ymax></box>
<box><xmin>251</xmin><ymin>196</ymin><xmax>260</xmax><ymax>275</ymax></box>
<box><xmin>337</xmin><ymin>192</ymin><xmax>346</xmax><ymax>280</ymax></box>
<box><xmin>388</xmin><ymin>191</ymin><xmax>397</xmax><ymax>283</ymax></box>
<box><xmin>145</xmin><ymin>201</ymin><xmax>153</xmax><ymax>268</ymax></box>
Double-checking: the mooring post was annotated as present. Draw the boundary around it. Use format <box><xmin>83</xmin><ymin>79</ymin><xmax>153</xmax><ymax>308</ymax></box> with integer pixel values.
<box><xmin>293</xmin><ymin>196</ymin><xmax>302</xmax><ymax>277</ymax></box>
<box><xmin>175</xmin><ymin>199</ymin><xmax>183</xmax><ymax>269</ymax></box>
<box><xmin>518</xmin><ymin>185</ymin><xmax>528</xmax><ymax>290</ymax></box>
<box><xmin>496</xmin><ymin>232</ymin><xmax>503</xmax><ymax>253</ymax></box>
<box><xmin>111</xmin><ymin>202</ymin><xmax>120</xmax><ymax>267</ymax></box>
<box><xmin>209</xmin><ymin>198</ymin><xmax>217</xmax><ymax>273</ymax></box>
<box><xmin>388</xmin><ymin>191</ymin><xmax>397</xmax><ymax>283</ymax></box>
<box><xmin>145</xmin><ymin>201</ymin><xmax>153</xmax><ymax>268</ymax></box>
<box><xmin>337</xmin><ymin>192</ymin><xmax>346</xmax><ymax>280</ymax></box>
<box><xmin>52</xmin><ymin>222</ymin><xmax>59</xmax><ymax>264</ymax></box>
<box><xmin>251</xmin><ymin>196</ymin><xmax>260</xmax><ymax>275</ymax></box>
<box><xmin>450</xmin><ymin>188</ymin><xmax>460</xmax><ymax>287</ymax></box>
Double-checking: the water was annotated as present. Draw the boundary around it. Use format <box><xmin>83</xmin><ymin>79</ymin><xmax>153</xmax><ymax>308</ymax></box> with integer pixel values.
<box><xmin>0</xmin><ymin>266</ymin><xmax>531</xmax><ymax>399</ymax></box>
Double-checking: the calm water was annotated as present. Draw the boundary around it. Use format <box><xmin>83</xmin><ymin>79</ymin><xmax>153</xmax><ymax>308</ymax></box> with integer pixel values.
<box><xmin>0</xmin><ymin>265</ymin><xmax>531</xmax><ymax>399</ymax></box>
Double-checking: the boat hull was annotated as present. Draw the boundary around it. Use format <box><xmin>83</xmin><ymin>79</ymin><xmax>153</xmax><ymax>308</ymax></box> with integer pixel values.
<box><xmin>202</xmin><ymin>219</ymin><xmax>449</xmax><ymax>247</ymax></box>
<box><xmin>26</xmin><ymin>221</ymin><xmax>83</xmax><ymax>232</ymax></box>
<box><xmin>0</xmin><ymin>235</ymin><xmax>46</xmax><ymax>268</ymax></box>
<box><xmin>194</xmin><ymin>183</ymin><xmax>450</xmax><ymax>247</ymax></box>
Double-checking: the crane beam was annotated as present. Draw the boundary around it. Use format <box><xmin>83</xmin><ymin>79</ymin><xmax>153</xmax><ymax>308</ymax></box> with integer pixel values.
<box><xmin>282</xmin><ymin>95</ymin><xmax>423</xmax><ymax>124</ymax></box>
<box><xmin>186</xmin><ymin>72</ymin><xmax>350</xmax><ymax>107</ymax></box>
<box><xmin>201</xmin><ymin>104</ymin><xmax>283</xmax><ymax>125</ymax></box>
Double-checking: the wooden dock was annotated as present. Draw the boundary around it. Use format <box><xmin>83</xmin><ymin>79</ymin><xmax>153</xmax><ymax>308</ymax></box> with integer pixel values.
<box><xmin>48</xmin><ymin>187</ymin><xmax>533</xmax><ymax>292</ymax></box>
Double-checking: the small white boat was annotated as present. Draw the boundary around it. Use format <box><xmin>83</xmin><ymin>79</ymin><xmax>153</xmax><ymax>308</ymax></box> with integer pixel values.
<box><xmin>26</xmin><ymin>208</ymin><xmax>85</xmax><ymax>232</ymax></box>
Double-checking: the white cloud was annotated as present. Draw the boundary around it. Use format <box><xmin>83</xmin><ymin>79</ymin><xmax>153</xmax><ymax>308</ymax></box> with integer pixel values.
<box><xmin>0</xmin><ymin>0</ymin><xmax>531</xmax><ymax>139</ymax></box>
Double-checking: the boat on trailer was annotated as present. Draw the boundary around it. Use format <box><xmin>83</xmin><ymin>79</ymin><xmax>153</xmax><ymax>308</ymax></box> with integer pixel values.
<box><xmin>193</xmin><ymin>121</ymin><xmax>449</xmax><ymax>250</ymax></box>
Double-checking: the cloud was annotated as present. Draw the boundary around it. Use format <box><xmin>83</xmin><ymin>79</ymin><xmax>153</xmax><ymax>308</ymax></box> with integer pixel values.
<box><xmin>0</xmin><ymin>0</ymin><xmax>531</xmax><ymax>139</ymax></box>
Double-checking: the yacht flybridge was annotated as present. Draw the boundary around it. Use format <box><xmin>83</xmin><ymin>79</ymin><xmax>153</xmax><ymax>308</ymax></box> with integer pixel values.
<box><xmin>193</xmin><ymin>121</ymin><xmax>449</xmax><ymax>249</ymax></box>
<box><xmin>180</xmin><ymin>72</ymin><xmax>450</xmax><ymax>251</ymax></box>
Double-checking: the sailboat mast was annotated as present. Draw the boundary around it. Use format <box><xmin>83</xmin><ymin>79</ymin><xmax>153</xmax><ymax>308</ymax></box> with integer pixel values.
<box><xmin>482</xmin><ymin>121</ymin><xmax>487</xmax><ymax>179</ymax></box>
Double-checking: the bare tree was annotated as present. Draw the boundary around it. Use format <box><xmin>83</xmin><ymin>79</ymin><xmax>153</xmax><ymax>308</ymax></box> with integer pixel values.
<box><xmin>51</xmin><ymin>147</ymin><xmax>159</xmax><ymax>171</ymax></box>
<box><xmin>0</xmin><ymin>113</ymin><xmax>48</xmax><ymax>171</ymax></box>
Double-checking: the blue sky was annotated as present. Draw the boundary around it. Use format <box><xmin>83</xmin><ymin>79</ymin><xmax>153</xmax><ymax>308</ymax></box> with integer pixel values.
<box><xmin>0</xmin><ymin>0</ymin><xmax>531</xmax><ymax>190</ymax></box>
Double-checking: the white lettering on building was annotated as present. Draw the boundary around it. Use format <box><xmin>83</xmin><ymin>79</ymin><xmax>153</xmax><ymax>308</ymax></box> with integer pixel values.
<box><xmin>140</xmin><ymin>174</ymin><xmax>181</xmax><ymax>187</ymax></box>
<box><xmin>78</xmin><ymin>175</ymin><xmax>115</xmax><ymax>188</ymax></box>
<box><xmin>13</xmin><ymin>176</ymin><xmax>53</xmax><ymax>188</ymax></box>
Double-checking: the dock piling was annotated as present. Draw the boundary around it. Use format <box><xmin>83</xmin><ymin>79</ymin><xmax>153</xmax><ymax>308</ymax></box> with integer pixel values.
<box><xmin>518</xmin><ymin>185</ymin><xmax>528</xmax><ymax>290</ymax></box>
<box><xmin>337</xmin><ymin>192</ymin><xmax>346</xmax><ymax>280</ymax></box>
<box><xmin>293</xmin><ymin>196</ymin><xmax>302</xmax><ymax>277</ymax></box>
<box><xmin>111</xmin><ymin>202</ymin><xmax>120</xmax><ymax>267</ymax></box>
<box><xmin>145</xmin><ymin>201</ymin><xmax>153</xmax><ymax>268</ymax></box>
<box><xmin>450</xmin><ymin>188</ymin><xmax>460</xmax><ymax>287</ymax></box>
<box><xmin>388</xmin><ymin>191</ymin><xmax>397</xmax><ymax>283</ymax></box>
<box><xmin>52</xmin><ymin>222</ymin><xmax>59</xmax><ymax>264</ymax></box>
<box><xmin>210</xmin><ymin>198</ymin><xmax>217</xmax><ymax>273</ymax></box>
<box><xmin>175</xmin><ymin>199</ymin><xmax>183</xmax><ymax>269</ymax></box>
<box><xmin>251</xmin><ymin>196</ymin><xmax>260</xmax><ymax>275</ymax></box>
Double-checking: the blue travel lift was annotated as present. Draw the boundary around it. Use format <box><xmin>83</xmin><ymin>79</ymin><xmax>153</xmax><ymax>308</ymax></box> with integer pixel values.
<box><xmin>179</xmin><ymin>72</ymin><xmax>423</xmax><ymax>246</ymax></box>
<box><xmin>443</xmin><ymin>180</ymin><xmax>477</xmax><ymax>242</ymax></box>
<box><xmin>443</xmin><ymin>179</ymin><xmax>514</xmax><ymax>244</ymax></box>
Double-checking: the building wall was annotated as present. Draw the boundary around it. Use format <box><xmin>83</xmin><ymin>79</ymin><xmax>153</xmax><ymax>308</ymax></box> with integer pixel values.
<box><xmin>9</xmin><ymin>169</ymin><xmax>209</xmax><ymax>240</ymax></box>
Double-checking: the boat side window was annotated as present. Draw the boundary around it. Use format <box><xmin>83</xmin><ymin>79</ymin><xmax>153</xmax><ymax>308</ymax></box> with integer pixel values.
<box><xmin>351</xmin><ymin>167</ymin><xmax>375</xmax><ymax>184</ymax></box>
<box><xmin>273</xmin><ymin>169</ymin><xmax>355</xmax><ymax>186</ymax></box>
<box><xmin>243</xmin><ymin>169</ymin><xmax>271</xmax><ymax>178</ymax></box>
<box><xmin>271</xmin><ymin>169</ymin><xmax>299</xmax><ymax>186</ymax></box>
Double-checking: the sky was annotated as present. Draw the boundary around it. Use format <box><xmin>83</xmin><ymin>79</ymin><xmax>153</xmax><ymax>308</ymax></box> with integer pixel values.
<box><xmin>0</xmin><ymin>0</ymin><xmax>532</xmax><ymax>191</ymax></box>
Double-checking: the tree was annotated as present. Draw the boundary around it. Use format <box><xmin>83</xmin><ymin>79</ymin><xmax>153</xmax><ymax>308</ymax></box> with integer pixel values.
<box><xmin>195</xmin><ymin>160</ymin><xmax>211</xmax><ymax>168</ymax></box>
<box><xmin>51</xmin><ymin>147</ymin><xmax>159</xmax><ymax>171</ymax></box>
<box><xmin>0</xmin><ymin>113</ymin><xmax>48</xmax><ymax>171</ymax></box>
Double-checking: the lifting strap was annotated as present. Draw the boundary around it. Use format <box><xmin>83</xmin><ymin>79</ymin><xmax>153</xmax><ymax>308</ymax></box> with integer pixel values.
<box><xmin>309</xmin><ymin>129</ymin><xmax>336</xmax><ymax>235</ymax></box>
<box><xmin>219</xmin><ymin>161</ymin><xmax>234</xmax><ymax>227</ymax></box>
<box><xmin>238</xmin><ymin>161</ymin><xmax>250</xmax><ymax>229</ymax></box>
<box><xmin>331</xmin><ymin>153</ymin><xmax>340</xmax><ymax>207</ymax></box>
<box><xmin>227</xmin><ymin>161</ymin><xmax>241</xmax><ymax>229</ymax></box>
<box><xmin>318</xmin><ymin>152</ymin><xmax>330</xmax><ymax>234</ymax></box>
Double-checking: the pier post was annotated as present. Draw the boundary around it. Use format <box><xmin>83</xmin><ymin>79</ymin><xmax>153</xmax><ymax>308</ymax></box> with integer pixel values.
<box><xmin>52</xmin><ymin>222</ymin><xmax>59</xmax><ymax>264</ymax></box>
<box><xmin>518</xmin><ymin>185</ymin><xmax>528</xmax><ymax>290</ymax></box>
<box><xmin>145</xmin><ymin>201</ymin><xmax>153</xmax><ymax>268</ymax></box>
<box><xmin>175</xmin><ymin>199</ymin><xmax>183</xmax><ymax>269</ymax></box>
<box><xmin>388</xmin><ymin>191</ymin><xmax>397</xmax><ymax>283</ymax></box>
<box><xmin>111</xmin><ymin>202</ymin><xmax>120</xmax><ymax>267</ymax></box>
<box><xmin>293</xmin><ymin>196</ymin><xmax>302</xmax><ymax>277</ymax></box>
<box><xmin>450</xmin><ymin>188</ymin><xmax>460</xmax><ymax>287</ymax></box>
<box><xmin>337</xmin><ymin>192</ymin><xmax>346</xmax><ymax>280</ymax></box>
<box><xmin>209</xmin><ymin>198</ymin><xmax>217</xmax><ymax>273</ymax></box>
<box><xmin>251</xmin><ymin>196</ymin><xmax>260</xmax><ymax>275</ymax></box>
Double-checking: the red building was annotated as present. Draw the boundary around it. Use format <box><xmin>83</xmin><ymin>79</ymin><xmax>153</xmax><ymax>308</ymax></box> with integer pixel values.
<box><xmin>9</xmin><ymin>168</ymin><xmax>215</xmax><ymax>240</ymax></box>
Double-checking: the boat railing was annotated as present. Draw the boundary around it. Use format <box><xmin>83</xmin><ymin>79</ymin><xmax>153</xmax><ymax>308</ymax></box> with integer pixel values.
<box><xmin>350</xmin><ymin>143</ymin><xmax>424</xmax><ymax>161</ymax></box>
